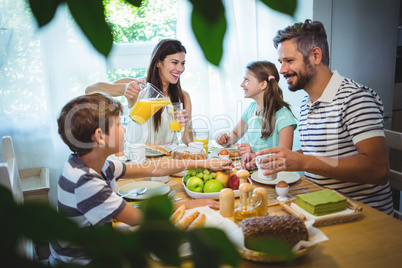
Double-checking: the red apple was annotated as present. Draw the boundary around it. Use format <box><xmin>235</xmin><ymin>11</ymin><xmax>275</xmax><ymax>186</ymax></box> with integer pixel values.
<box><xmin>215</xmin><ymin>171</ymin><xmax>230</xmax><ymax>188</ymax></box>
<box><xmin>228</xmin><ymin>173</ymin><xmax>240</xmax><ymax>190</ymax></box>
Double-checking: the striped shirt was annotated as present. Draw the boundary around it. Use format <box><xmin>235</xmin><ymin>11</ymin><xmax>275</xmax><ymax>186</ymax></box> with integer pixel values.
<box><xmin>49</xmin><ymin>154</ymin><xmax>127</xmax><ymax>265</ymax></box>
<box><xmin>299</xmin><ymin>71</ymin><xmax>393</xmax><ymax>215</ymax></box>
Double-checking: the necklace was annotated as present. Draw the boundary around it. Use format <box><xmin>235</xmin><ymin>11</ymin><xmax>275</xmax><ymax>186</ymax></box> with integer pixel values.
<box><xmin>256</xmin><ymin>108</ymin><xmax>265</xmax><ymax>116</ymax></box>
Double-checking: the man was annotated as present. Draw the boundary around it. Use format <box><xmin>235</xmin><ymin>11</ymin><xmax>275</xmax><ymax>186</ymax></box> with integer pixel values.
<box><xmin>245</xmin><ymin>19</ymin><xmax>393</xmax><ymax>214</ymax></box>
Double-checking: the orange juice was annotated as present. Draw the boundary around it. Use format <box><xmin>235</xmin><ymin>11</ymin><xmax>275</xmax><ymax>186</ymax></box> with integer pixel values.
<box><xmin>194</xmin><ymin>137</ymin><xmax>209</xmax><ymax>153</ymax></box>
<box><xmin>169</xmin><ymin>120</ymin><xmax>182</xmax><ymax>131</ymax></box>
<box><xmin>129</xmin><ymin>98</ymin><xmax>171</xmax><ymax>124</ymax></box>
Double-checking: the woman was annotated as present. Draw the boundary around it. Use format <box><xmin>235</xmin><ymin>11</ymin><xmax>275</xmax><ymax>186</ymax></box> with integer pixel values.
<box><xmin>216</xmin><ymin>61</ymin><xmax>297</xmax><ymax>161</ymax></box>
<box><xmin>86</xmin><ymin>39</ymin><xmax>193</xmax><ymax>145</ymax></box>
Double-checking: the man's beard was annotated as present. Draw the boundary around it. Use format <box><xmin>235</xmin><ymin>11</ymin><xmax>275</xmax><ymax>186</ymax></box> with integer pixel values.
<box><xmin>288</xmin><ymin>60</ymin><xmax>316</xmax><ymax>92</ymax></box>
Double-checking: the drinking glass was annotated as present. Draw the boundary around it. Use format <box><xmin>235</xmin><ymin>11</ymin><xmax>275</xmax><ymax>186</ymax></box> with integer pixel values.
<box><xmin>167</xmin><ymin>102</ymin><xmax>184</xmax><ymax>145</ymax></box>
<box><xmin>193</xmin><ymin>129</ymin><xmax>210</xmax><ymax>153</ymax></box>
<box><xmin>129</xmin><ymin>83</ymin><xmax>170</xmax><ymax>125</ymax></box>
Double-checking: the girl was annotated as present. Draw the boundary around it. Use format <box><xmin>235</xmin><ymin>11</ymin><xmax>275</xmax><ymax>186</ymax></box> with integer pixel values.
<box><xmin>86</xmin><ymin>39</ymin><xmax>193</xmax><ymax>145</ymax></box>
<box><xmin>216</xmin><ymin>61</ymin><xmax>297</xmax><ymax>158</ymax></box>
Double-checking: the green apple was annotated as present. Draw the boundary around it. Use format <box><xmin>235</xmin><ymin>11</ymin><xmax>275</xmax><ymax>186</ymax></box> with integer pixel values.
<box><xmin>203</xmin><ymin>180</ymin><xmax>223</xmax><ymax>193</ymax></box>
<box><xmin>187</xmin><ymin>177</ymin><xmax>204</xmax><ymax>193</ymax></box>
<box><xmin>215</xmin><ymin>171</ymin><xmax>230</xmax><ymax>188</ymax></box>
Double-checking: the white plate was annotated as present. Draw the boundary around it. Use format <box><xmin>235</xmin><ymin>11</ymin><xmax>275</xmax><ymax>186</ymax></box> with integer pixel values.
<box><xmin>250</xmin><ymin>171</ymin><xmax>300</xmax><ymax>185</ymax></box>
<box><xmin>118</xmin><ymin>181</ymin><xmax>170</xmax><ymax>200</ymax></box>
<box><xmin>209</xmin><ymin>148</ymin><xmax>241</xmax><ymax>160</ymax></box>
<box><xmin>146</xmin><ymin>144</ymin><xmax>178</xmax><ymax>157</ymax></box>
<box><xmin>182</xmin><ymin>177</ymin><xmax>252</xmax><ymax>199</ymax></box>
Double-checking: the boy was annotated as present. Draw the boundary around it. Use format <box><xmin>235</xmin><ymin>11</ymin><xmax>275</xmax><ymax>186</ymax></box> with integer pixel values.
<box><xmin>49</xmin><ymin>93</ymin><xmax>231</xmax><ymax>265</ymax></box>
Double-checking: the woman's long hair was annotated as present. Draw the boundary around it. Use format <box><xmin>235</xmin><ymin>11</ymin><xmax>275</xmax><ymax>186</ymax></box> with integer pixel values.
<box><xmin>147</xmin><ymin>39</ymin><xmax>186</xmax><ymax>131</ymax></box>
<box><xmin>246</xmin><ymin>61</ymin><xmax>294</xmax><ymax>139</ymax></box>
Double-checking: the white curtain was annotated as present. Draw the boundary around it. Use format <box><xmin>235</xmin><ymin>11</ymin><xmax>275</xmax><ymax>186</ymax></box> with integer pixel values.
<box><xmin>0</xmin><ymin>0</ymin><xmax>107</xmax><ymax>206</ymax></box>
<box><xmin>177</xmin><ymin>0</ymin><xmax>312</xmax><ymax>148</ymax></box>
<box><xmin>0</xmin><ymin>0</ymin><xmax>312</xmax><ymax>205</ymax></box>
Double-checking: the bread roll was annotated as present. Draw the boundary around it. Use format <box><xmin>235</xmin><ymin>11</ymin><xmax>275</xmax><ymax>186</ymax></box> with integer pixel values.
<box><xmin>239</xmin><ymin>215</ymin><xmax>308</xmax><ymax>248</ymax></box>
<box><xmin>188</xmin><ymin>213</ymin><xmax>206</xmax><ymax>230</ymax></box>
<box><xmin>170</xmin><ymin>205</ymin><xmax>185</xmax><ymax>224</ymax></box>
<box><xmin>176</xmin><ymin>211</ymin><xmax>200</xmax><ymax>230</ymax></box>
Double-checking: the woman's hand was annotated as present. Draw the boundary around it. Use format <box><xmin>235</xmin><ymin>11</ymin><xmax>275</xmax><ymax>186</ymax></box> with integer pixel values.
<box><xmin>237</xmin><ymin>143</ymin><xmax>252</xmax><ymax>155</ymax></box>
<box><xmin>216</xmin><ymin>133</ymin><xmax>230</xmax><ymax>147</ymax></box>
<box><xmin>177</xmin><ymin>109</ymin><xmax>189</xmax><ymax>126</ymax></box>
<box><xmin>205</xmin><ymin>158</ymin><xmax>232</xmax><ymax>171</ymax></box>
<box><xmin>124</xmin><ymin>80</ymin><xmax>145</xmax><ymax>99</ymax></box>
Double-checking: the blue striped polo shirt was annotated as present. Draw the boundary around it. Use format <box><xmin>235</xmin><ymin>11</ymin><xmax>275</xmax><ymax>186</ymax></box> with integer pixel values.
<box><xmin>299</xmin><ymin>71</ymin><xmax>393</xmax><ymax>215</ymax></box>
<box><xmin>49</xmin><ymin>154</ymin><xmax>127</xmax><ymax>265</ymax></box>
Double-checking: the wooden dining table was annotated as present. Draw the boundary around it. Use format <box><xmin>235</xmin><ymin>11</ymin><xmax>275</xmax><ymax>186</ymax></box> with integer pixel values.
<box><xmin>116</xmin><ymin>155</ymin><xmax>402</xmax><ymax>267</ymax></box>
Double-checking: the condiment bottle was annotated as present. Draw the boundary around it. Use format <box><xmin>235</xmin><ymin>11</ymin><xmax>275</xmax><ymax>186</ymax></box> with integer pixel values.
<box><xmin>233</xmin><ymin>183</ymin><xmax>258</xmax><ymax>223</ymax></box>
<box><xmin>236</xmin><ymin>169</ymin><xmax>250</xmax><ymax>185</ymax></box>
<box><xmin>219</xmin><ymin>188</ymin><xmax>235</xmax><ymax>217</ymax></box>
<box><xmin>253</xmin><ymin>187</ymin><xmax>268</xmax><ymax>216</ymax></box>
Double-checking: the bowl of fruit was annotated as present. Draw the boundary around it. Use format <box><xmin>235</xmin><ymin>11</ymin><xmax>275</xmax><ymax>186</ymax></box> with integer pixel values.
<box><xmin>182</xmin><ymin>168</ymin><xmax>252</xmax><ymax>199</ymax></box>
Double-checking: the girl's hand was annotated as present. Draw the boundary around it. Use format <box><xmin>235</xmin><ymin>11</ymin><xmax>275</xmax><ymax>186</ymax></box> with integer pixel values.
<box><xmin>216</xmin><ymin>133</ymin><xmax>230</xmax><ymax>147</ymax></box>
<box><xmin>237</xmin><ymin>143</ymin><xmax>252</xmax><ymax>155</ymax></box>
<box><xmin>124</xmin><ymin>80</ymin><xmax>145</xmax><ymax>99</ymax></box>
<box><xmin>205</xmin><ymin>158</ymin><xmax>232</xmax><ymax>171</ymax></box>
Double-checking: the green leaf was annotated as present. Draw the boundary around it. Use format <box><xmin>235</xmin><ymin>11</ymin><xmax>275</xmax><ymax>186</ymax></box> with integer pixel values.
<box><xmin>260</xmin><ymin>0</ymin><xmax>298</xmax><ymax>17</ymax></box>
<box><xmin>246</xmin><ymin>237</ymin><xmax>295</xmax><ymax>263</ymax></box>
<box><xmin>123</xmin><ymin>0</ymin><xmax>143</xmax><ymax>7</ymax></box>
<box><xmin>189</xmin><ymin>0</ymin><xmax>227</xmax><ymax>66</ymax></box>
<box><xmin>187</xmin><ymin>228</ymin><xmax>240</xmax><ymax>268</ymax></box>
<box><xmin>66</xmin><ymin>0</ymin><xmax>113</xmax><ymax>57</ymax></box>
<box><xmin>29</xmin><ymin>0</ymin><xmax>61</xmax><ymax>27</ymax></box>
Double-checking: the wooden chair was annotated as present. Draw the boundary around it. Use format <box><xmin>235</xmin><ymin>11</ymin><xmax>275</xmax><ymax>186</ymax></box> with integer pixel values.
<box><xmin>384</xmin><ymin>129</ymin><xmax>402</xmax><ymax>219</ymax></box>
<box><xmin>1</xmin><ymin>136</ymin><xmax>34</xmax><ymax>260</ymax></box>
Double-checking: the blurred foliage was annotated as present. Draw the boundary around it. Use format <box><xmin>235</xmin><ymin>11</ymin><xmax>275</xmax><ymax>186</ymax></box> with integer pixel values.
<box><xmin>28</xmin><ymin>0</ymin><xmax>297</xmax><ymax>66</ymax></box>
<box><xmin>104</xmin><ymin>0</ymin><xmax>177</xmax><ymax>43</ymax></box>
<box><xmin>0</xmin><ymin>185</ymin><xmax>242</xmax><ymax>267</ymax></box>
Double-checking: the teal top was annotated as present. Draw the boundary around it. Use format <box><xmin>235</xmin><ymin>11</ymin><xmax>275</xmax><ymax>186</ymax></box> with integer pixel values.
<box><xmin>241</xmin><ymin>102</ymin><xmax>297</xmax><ymax>152</ymax></box>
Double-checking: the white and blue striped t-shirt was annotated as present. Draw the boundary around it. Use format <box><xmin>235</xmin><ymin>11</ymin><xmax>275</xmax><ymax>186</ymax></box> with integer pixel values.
<box><xmin>299</xmin><ymin>71</ymin><xmax>393</xmax><ymax>215</ymax></box>
<box><xmin>49</xmin><ymin>154</ymin><xmax>127</xmax><ymax>265</ymax></box>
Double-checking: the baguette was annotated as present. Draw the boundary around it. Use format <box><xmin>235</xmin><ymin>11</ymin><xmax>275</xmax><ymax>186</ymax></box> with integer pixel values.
<box><xmin>176</xmin><ymin>211</ymin><xmax>200</xmax><ymax>230</ymax></box>
<box><xmin>170</xmin><ymin>205</ymin><xmax>185</xmax><ymax>224</ymax></box>
<box><xmin>188</xmin><ymin>213</ymin><xmax>206</xmax><ymax>230</ymax></box>
<box><xmin>145</xmin><ymin>143</ymin><xmax>171</xmax><ymax>156</ymax></box>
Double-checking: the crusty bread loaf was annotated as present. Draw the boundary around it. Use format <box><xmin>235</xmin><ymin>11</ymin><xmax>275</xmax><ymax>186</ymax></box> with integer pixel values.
<box><xmin>176</xmin><ymin>211</ymin><xmax>200</xmax><ymax>230</ymax></box>
<box><xmin>170</xmin><ymin>205</ymin><xmax>185</xmax><ymax>224</ymax></box>
<box><xmin>145</xmin><ymin>143</ymin><xmax>170</xmax><ymax>156</ymax></box>
<box><xmin>239</xmin><ymin>215</ymin><xmax>308</xmax><ymax>248</ymax></box>
<box><xmin>171</xmin><ymin>151</ymin><xmax>207</xmax><ymax>160</ymax></box>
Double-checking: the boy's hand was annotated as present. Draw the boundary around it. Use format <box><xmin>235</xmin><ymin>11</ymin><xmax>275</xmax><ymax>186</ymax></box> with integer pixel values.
<box><xmin>216</xmin><ymin>133</ymin><xmax>230</xmax><ymax>147</ymax></box>
<box><xmin>205</xmin><ymin>158</ymin><xmax>232</xmax><ymax>171</ymax></box>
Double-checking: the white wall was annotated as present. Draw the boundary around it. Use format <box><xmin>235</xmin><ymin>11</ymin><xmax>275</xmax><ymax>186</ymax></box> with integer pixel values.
<box><xmin>313</xmin><ymin>0</ymin><xmax>400</xmax><ymax>128</ymax></box>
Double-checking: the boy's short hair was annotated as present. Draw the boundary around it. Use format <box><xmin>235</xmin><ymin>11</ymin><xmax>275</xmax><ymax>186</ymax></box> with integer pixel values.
<box><xmin>58</xmin><ymin>93</ymin><xmax>122</xmax><ymax>156</ymax></box>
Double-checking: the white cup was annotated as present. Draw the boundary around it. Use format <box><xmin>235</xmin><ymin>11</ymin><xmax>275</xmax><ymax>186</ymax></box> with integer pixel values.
<box><xmin>126</xmin><ymin>143</ymin><xmax>146</xmax><ymax>164</ymax></box>
<box><xmin>188</xmin><ymin>142</ymin><xmax>204</xmax><ymax>154</ymax></box>
<box><xmin>255</xmin><ymin>154</ymin><xmax>277</xmax><ymax>181</ymax></box>
<box><xmin>151</xmin><ymin>176</ymin><xmax>170</xmax><ymax>183</ymax></box>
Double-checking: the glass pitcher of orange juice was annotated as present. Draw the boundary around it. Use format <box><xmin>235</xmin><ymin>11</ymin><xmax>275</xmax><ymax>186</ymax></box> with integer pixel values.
<box><xmin>129</xmin><ymin>83</ymin><xmax>171</xmax><ymax>125</ymax></box>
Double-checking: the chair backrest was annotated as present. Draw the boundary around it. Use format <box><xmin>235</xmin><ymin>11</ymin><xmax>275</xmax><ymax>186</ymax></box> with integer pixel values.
<box><xmin>384</xmin><ymin>129</ymin><xmax>402</xmax><ymax>190</ymax></box>
<box><xmin>2</xmin><ymin>136</ymin><xmax>24</xmax><ymax>203</ymax></box>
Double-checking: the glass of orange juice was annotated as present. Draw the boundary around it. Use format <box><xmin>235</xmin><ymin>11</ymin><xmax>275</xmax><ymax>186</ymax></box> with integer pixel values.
<box><xmin>193</xmin><ymin>129</ymin><xmax>210</xmax><ymax>153</ymax></box>
<box><xmin>129</xmin><ymin>83</ymin><xmax>170</xmax><ymax>125</ymax></box>
<box><xmin>167</xmin><ymin>102</ymin><xmax>184</xmax><ymax>144</ymax></box>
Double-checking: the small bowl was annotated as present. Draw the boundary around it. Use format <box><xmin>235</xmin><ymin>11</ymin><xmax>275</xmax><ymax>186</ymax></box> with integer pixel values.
<box><xmin>275</xmin><ymin>185</ymin><xmax>289</xmax><ymax>201</ymax></box>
